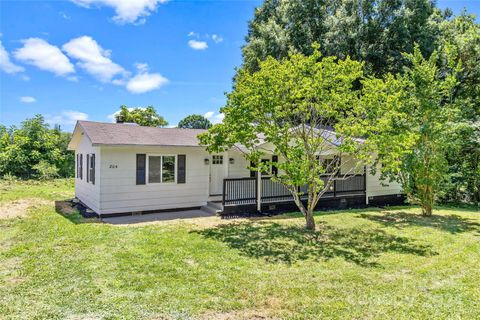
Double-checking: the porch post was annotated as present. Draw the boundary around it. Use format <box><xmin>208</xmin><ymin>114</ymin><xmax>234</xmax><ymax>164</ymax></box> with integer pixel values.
<box><xmin>256</xmin><ymin>169</ymin><xmax>262</xmax><ymax>212</ymax></box>
<box><xmin>364</xmin><ymin>165</ymin><xmax>368</xmax><ymax>205</ymax></box>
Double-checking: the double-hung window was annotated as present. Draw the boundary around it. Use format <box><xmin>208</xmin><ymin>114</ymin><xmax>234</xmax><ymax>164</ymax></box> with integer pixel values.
<box><xmin>77</xmin><ymin>153</ymin><xmax>83</xmax><ymax>180</ymax></box>
<box><xmin>148</xmin><ymin>155</ymin><xmax>176</xmax><ymax>183</ymax></box>
<box><xmin>88</xmin><ymin>154</ymin><xmax>95</xmax><ymax>184</ymax></box>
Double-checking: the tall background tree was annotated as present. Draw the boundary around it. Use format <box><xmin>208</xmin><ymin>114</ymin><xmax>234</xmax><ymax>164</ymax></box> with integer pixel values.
<box><xmin>242</xmin><ymin>0</ymin><xmax>441</xmax><ymax>76</ymax></box>
<box><xmin>115</xmin><ymin>105</ymin><xmax>168</xmax><ymax>127</ymax></box>
<box><xmin>178</xmin><ymin>114</ymin><xmax>212</xmax><ymax>129</ymax></box>
<box><xmin>437</xmin><ymin>13</ymin><xmax>480</xmax><ymax>204</ymax></box>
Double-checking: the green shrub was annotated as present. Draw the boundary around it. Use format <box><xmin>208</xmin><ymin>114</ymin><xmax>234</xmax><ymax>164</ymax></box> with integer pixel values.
<box><xmin>33</xmin><ymin>160</ymin><xmax>59</xmax><ymax>180</ymax></box>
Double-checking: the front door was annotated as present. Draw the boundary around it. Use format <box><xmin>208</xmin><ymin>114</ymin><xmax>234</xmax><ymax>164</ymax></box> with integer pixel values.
<box><xmin>209</xmin><ymin>155</ymin><xmax>224</xmax><ymax>195</ymax></box>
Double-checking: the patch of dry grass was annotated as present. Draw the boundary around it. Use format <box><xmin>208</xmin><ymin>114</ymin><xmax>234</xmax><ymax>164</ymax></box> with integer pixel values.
<box><xmin>0</xmin><ymin>198</ymin><xmax>51</xmax><ymax>219</ymax></box>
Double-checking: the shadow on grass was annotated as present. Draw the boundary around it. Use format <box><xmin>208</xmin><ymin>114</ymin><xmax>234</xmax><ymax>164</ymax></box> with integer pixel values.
<box><xmin>358</xmin><ymin>211</ymin><xmax>480</xmax><ymax>234</ymax></box>
<box><xmin>250</xmin><ymin>207</ymin><xmax>384</xmax><ymax>222</ymax></box>
<box><xmin>435</xmin><ymin>204</ymin><xmax>480</xmax><ymax>213</ymax></box>
<box><xmin>55</xmin><ymin>200</ymin><xmax>98</xmax><ymax>224</ymax></box>
<box><xmin>195</xmin><ymin>221</ymin><xmax>435</xmax><ymax>266</ymax></box>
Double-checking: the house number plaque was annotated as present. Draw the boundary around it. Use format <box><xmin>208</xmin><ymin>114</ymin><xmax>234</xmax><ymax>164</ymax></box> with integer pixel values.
<box><xmin>109</xmin><ymin>164</ymin><xmax>118</xmax><ymax>169</ymax></box>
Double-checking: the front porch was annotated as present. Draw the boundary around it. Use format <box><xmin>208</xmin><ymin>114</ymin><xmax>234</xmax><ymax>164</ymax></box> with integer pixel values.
<box><xmin>221</xmin><ymin>174</ymin><xmax>366</xmax><ymax>215</ymax></box>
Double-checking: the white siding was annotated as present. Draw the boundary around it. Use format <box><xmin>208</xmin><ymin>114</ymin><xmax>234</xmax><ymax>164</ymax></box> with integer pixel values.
<box><xmin>227</xmin><ymin>150</ymin><xmax>278</xmax><ymax>178</ymax></box>
<box><xmin>366</xmin><ymin>163</ymin><xmax>403</xmax><ymax>200</ymax></box>
<box><xmin>98</xmin><ymin>146</ymin><xmax>210</xmax><ymax>214</ymax></box>
<box><xmin>340</xmin><ymin>155</ymin><xmax>364</xmax><ymax>175</ymax></box>
<box><xmin>227</xmin><ymin>150</ymin><xmax>251</xmax><ymax>178</ymax></box>
<box><xmin>75</xmin><ymin>134</ymin><xmax>101</xmax><ymax>213</ymax></box>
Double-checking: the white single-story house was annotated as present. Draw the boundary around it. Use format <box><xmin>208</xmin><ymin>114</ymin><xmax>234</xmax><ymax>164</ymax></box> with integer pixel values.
<box><xmin>67</xmin><ymin>121</ymin><xmax>404</xmax><ymax>217</ymax></box>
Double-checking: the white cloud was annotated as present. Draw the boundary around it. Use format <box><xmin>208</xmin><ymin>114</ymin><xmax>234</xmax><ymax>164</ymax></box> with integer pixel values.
<box><xmin>126</xmin><ymin>72</ymin><xmax>168</xmax><ymax>94</ymax></box>
<box><xmin>188</xmin><ymin>40</ymin><xmax>208</xmax><ymax>50</ymax></box>
<box><xmin>71</xmin><ymin>0</ymin><xmax>167</xmax><ymax>24</ymax></box>
<box><xmin>111</xmin><ymin>78</ymin><xmax>126</xmax><ymax>86</ymax></box>
<box><xmin>45</xmin><ymin>110</ymin><xmax>89</xmax><ymax>126</ymax></box>
<box><xmin>67</xmin><ymin>75</ymin><xmax>79</xmax><ymax>82</ymax></box>
<box><xmin>59</xmin><ymin>11</ymin><xmax>71</xmax><ymax>20</ymax></box>
<box><xmin>106</xmin><ymin>111</ymin><xmax>118</xmax><ymax>122</ymax></box>
<box><xmin>125</xmin><ymin>63</ymin><xmax>168</xmax><ymax>94</ymax></box>
<box><xmin>134</xmin><ymin>62</ymin><xmax>148</xmax><ymax>73</ymax></box>
<box><xmin>63</xmin><ymin>36</ymin><xmax>127</xmax><ymax>83</ymax></box>
<box><xmin>204</xmin><ymin>111</ymin><xmax>224</xmax><ymax>124</ymax></box>
<box><xmin>204</xmin><ymin>111</ymin><xmax>214</xmax><ymax>118</ymax></box>
<box><xmin>14</xmin><ymin>38</ymin><xmax>75</xmax><ymax>76</ymax></box>
<box><xmin>110</xmin><ymin>63</ymin><xmax>168</xmax><ymax>94</ymax></box>
<box><xmin>0</xmin><ymin>41</ymin><xmax>25</xmax><ymax>74</ymax></box>
<box><xmin>211</xmin><ymin>34</ymin><xmax>223</xmax><ymax>43</ymax></box>
<box><xmin>188</xmin><ymin>31</ymin><xmax>199</xmax><ymax>38</ymax></box>
<box><xmin>20</xmin><ymin>96</ymin><xmax>36</xmax><ymax>103</ymax></box>
<box><xmin>10</xmin><ymin>35</ymin><xmax>168</xmax><ymax>94</ymax></box>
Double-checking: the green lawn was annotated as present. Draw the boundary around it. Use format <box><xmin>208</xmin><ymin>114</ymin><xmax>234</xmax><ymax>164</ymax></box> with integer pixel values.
<box><xmin>0</xmin><ymin>180</ymin><xmax>479</xmax><ymax>319</ymax></box>
<box><xmin>0</xmin><ymin>178</ymin><xmax>74</xmax><ymax>203</ymax></box>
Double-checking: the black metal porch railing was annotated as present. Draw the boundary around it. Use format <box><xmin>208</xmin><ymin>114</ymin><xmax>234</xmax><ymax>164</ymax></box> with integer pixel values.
<box><xmin>222</xmin><ymin>174</ymin><xmax>366</xmax><ymax>206</ymax></box>
<box><xmin>223</xmin><ymin>177</ymin><xmax>257</xmax><ymax>205</ymax></box>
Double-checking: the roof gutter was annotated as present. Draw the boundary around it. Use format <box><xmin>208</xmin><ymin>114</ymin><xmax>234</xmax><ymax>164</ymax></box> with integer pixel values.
<box><xmin>91</xmin><ymin>143</ymin><xmax>206</xmax><ymax>148</ymax></box>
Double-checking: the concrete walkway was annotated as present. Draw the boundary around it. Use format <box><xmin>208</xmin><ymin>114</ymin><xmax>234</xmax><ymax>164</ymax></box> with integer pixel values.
<box><xmin>102</xmin><ymin>209</ymin><xmax>216</xmax><ymax>225</ymax></box>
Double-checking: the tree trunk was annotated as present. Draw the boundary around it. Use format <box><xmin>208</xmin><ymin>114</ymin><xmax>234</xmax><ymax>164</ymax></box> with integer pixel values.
<box><xmin>418</xmin><ymin>183</ymin><xmax>434</xmax><ymax>217</ymax></box>
<box><xmin>421</xmin><ymin>203</ymin><xmax>433</xmax><ymax>216</ymax></box>
<box><xmin>305</xmin><ymin>209</ymin><xmax>316</xmax><ymax>231</ymax></box>
<box><xmin>291</xmin><ymin>193</ymin><xmax>316</xmax><ymax>231</ymax></box>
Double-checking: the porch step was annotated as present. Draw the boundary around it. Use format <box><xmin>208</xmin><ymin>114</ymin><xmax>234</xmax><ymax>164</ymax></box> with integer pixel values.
<box><xmin>208</xmin><ymin>201</ymin><xmax>223</xmax><ymax>210</ymax></box>
<box><xmin>201</xmin><ymin>201</ymin><xmax>223</xmax><ymax>215</ymax></box>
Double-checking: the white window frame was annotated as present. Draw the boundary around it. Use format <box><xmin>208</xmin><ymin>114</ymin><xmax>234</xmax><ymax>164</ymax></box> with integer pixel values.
<box><xmin>88</xmin><ymin>153</ymin><xmax>95</xmax><ymax>184</ymax></box>
<box><xmin>146</xmin><ymin>154</ymin><xmax>177</xmax><ymax>184</ymax></box>
<box><xmin>212</xmin><ymin>155</ymin><xmax>223</xmax><ymax>165</ymax></box>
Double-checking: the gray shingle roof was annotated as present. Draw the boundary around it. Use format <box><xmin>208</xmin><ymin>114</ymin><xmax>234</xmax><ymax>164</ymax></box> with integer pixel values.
<box><xmin>77</xmin><ymin>121</ymin><xmax>206</xmax><ymax>147</ymax></box>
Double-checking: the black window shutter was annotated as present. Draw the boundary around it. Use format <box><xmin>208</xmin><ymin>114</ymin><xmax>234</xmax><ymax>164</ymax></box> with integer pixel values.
<box><xmin>272</xmin><ymin>155</ymin><xmax>278</xmax><ymax>176</ymax></box>
<box><xmin>76</xmin><ymin>154</ymin><xmax>79</xmax><ymax>178</ymax></box>
<box><xmin>136</xmin><ymin>154</ymin><xmax>146</xmax><ymax>185</ymax></box>
<box><xmin>80</xmin><ymin>154</ymin><xmax>83</xmax><ymax>180</ymax></box>
<box><xmin>86</xmin><ymin>154</ymin><xmax>90</xmax><ymax>183</ymax></box>
<box><xmin>250</xmin><ymin>161</ymin><xmax>256</xmax><ymax>178</ymax></box>
<box><xmin>177</xmin><ymin>155</ymin><xmax>186</xmax><ymax>184</ymax></box>
<box><xmin>91</xmin><ymin>154</ymin><xmax>95</xmax><ymax>185</ymax></box>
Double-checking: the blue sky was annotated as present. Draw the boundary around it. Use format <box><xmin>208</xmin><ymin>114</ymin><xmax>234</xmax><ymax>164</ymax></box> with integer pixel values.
<box><xmin>0</xmin><ymin>0</ymin><xmax>478</xmax><ymax>132</ymax></box>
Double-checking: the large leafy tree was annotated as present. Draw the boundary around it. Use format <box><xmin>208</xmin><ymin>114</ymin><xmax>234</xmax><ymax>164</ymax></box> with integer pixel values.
<box><xmin>178</xmin><ymin>114</ymin><xmax>212</xmax><ymax>129</ymax></box>
<box><xmin>0</xmin><ymin>115</ymin><xmax>74</xmax><ymax>179</ymax></box>
<box><xmin>437</xmin><ymin>13</ymin><xmax>480</xmax><ymax>204</ymax></box>
<box><xmin>115</xmin><ymin>105</ymin><xmax>168</xmax><ymax>127</ymax></box>
<box><xmin>200</xmin><ymin>48</ymin><xmax>371</xmax><ymax>230</ymax></box>
<box><xmin>242</xmin><ymin>0</ymin><xmax>441</xmax><ymax>76</ymax></box>
<box><xmin>362</xmin><ymin>47</ymin><xmax>460</xmax><ymax>216</ymax></box>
